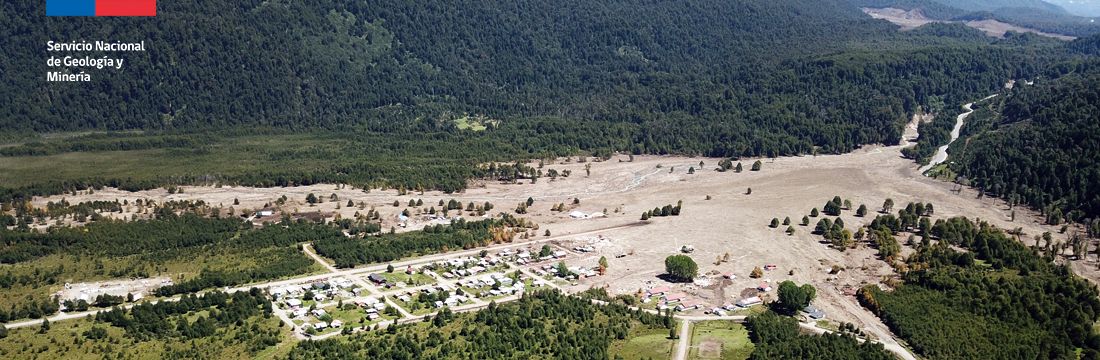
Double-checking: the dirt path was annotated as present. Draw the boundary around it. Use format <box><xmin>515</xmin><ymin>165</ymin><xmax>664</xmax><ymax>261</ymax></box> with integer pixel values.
<box><xmin>673</xmin><ymin>320</ymin><xmax>693</xmax><ymax>360</ymax></box>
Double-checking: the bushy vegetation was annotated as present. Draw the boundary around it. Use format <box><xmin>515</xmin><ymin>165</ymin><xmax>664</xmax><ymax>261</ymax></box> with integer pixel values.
<box><xmin>285</xmin><ymin>289</ymin><xmax>669</xmax><ymax>359</ymax></box>
<box><xmin>312</xmin><ymin>217</ymin><xmax>521</xmax><ymax>268</ymax></box>
<box><xmin>664</xmin><ymin>255</ymin><xmax>699</xmax><ymax>282</ymax></box>
<box><xmin>745</xmin><ymin>311</ymin><xmax>891</xmax><ymax>359</ymax></box>
<box><xmin>0</xmin><ymin>289</ymin><xmax>283</xmax><ymax>359</ymax></box>
<box><xmin>0</xmin><ymin>214</ymin><xmax>327</xmax><ymax>321</ymax></box>
<box><xmin>858</xmin><ymin>217</ymin><xmax>1100</xmax><ymax>359</ymax></box>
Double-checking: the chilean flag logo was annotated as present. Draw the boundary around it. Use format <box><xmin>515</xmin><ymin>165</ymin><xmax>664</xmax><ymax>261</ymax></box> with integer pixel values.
<box><xmin>47</xmin><ymin>0</ymin><xmax>156</xmax><ymax>17</ymax></box>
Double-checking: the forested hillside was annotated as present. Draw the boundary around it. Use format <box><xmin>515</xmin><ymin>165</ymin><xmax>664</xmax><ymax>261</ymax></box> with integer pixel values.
<box><xmin>859</xmin><ymin>217</ymin><xmax>1100</xmax><ymax>359</ymax></box>
<box><xmin>0</xmin><ymin>0</ymin><xmax>1073</xmax><ymax>203</ymax></box>
<box><xmin>949</xmin><ymin>61</ymin><xmax>1100</xmax><ymax>221</ymax></box>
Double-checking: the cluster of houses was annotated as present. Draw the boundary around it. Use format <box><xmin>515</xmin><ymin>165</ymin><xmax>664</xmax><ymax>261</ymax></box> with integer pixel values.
<box><xmin>429</xmin><ymin>255</ymin><xmax>506</xmax><ymax>279</ymax></box>
<box><xmin>301</xmin><ymin>308</ymin><xmax>344</xmax><ymax>333</ymax></box>
<box><xmin>530</xmin><ymin>263</ymin><xmax>598</xmax><ymax>280</ymax></box>
<box><xmin>272</xmin><ymin>278</ymin><xmax>361</xmax><ymax>305</ymax></box>
<box><xmin>395</xmin><ymin>285</ymin><xmax>472</xmax><ymax>309</ymax></box>
<box><xmin>457</xmin><ymin>273</ymin><xmax>527</xmax><ymax>298</ymax></box>
<box><xmin>643</xmin><ymin>286</ymin><xmax>704</xmax><ymax>311</ymax></box>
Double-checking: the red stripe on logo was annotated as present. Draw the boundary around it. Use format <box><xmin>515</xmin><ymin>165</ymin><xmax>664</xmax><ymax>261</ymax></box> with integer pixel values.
<box><xmin>95</xmin><ymin>0</ymin><xmax>156</xmax><ymax>16</ymax></box>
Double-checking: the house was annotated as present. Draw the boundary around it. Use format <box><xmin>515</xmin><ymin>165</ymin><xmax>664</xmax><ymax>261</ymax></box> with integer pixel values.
<box><xmin>330</xmin><ymin>320</ymin><xmax>344</xmax><ymax>328</ymax></box>
<box><xmin>804</xmin><ymin>305</ymin><xmax>826</xmax><ymax>320</ymax></box>
<box><xmin>312</xmin><ymin>309</ymin><xmax>328</xmax><ymax>318</ymax></box>
<box><xmin>569</xmin><ymin>211</ymin><xmax>588</xmax><ymax>219</ymax></box>
<box><xmin>368</xmin><ymin>274</ymin><xmax>387</xmax><ymax>284</ymax></box>
<box><xmin>285</xmin><ymin>298</ymin><xmax>303</xmax><ymax>308</ymax></box>
<box><xmin>736</xmin><ymin>296</ymin><xmax>762</xmax><ymax>308</ymax></box>
<box><xmin>757</xmin><ymin>283</ymin><xmax>772</xmax><ymax>292</ymax></box>
<box><xmin>648</xmin><ymin>286</ymin><xmax>671</xmax><ymax>296</ymax></box>
<box><xmin>676</xmin><ymin>299</ymin><xmax>703</xmax><ymax>311</ymax></box>
<box><xmin>664</xmin><ymin>292</ymin><xmax>687</xmax><ymax>303</ymax></box>
<box><xmin>552</xmin><ymin>250</ymin><xmax>568</xmax><ymax>258</ymax></box>
<box><xmin>763</xmin><ymin>264</ymin><xmax>778</xmax><ymax>271</ymax></box>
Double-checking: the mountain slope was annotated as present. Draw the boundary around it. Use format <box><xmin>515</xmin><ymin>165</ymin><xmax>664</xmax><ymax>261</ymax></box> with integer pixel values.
<box><xmin>950</xmin><ymin>61</ymin><xmax>1100</xmax><ymax>221</ymax></box>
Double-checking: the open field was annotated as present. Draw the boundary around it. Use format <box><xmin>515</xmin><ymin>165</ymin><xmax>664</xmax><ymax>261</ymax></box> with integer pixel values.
<box><xmin>863</xmin><ymin>7</ymin><xmax>1077</xmax><ymax>40</ymax></box>
<box><xmin>611</xmin><ymin>327</ymin><xmax>677</xmax><ymax>360</ymax></box>
<box><xmin>688</xmin><ymin>321</ymin><xmax>753</xmax><ymax>360</ymax></box>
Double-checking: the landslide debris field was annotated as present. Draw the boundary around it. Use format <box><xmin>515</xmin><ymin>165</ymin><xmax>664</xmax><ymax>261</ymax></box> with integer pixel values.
<box><xmin>34</xmin><ymin>133</ymin><xmax>1084</xmax><ymax>346</ymax></box>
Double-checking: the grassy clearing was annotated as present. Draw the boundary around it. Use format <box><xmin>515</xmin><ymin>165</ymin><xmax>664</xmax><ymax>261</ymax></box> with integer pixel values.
<box><xmin>688</xmin><ymin>321</ymin><xmax>753</xmax><ymax>360</ymax></box>
<box><xmin>0</xmin><ymin>307</ymin><xmax>289</xmax><ymax>359</ymax></box>
<box><xmin>453</xmin><ymin>116</ymin><xmax>498</xmax><ymax>131</ymax></box>
<box><xmin>0</xmin><ymin>133</ymin><xmax>335</xmax><ymax>188</ymax></box>
<box><xmin>0</xmin><ymin>247</ymin><xmax>325</xmax><ymax>323</ymax></box>
<box><xmin>610</xmin><ymin>327</ymin><xmax>676</xmax><ymax>360</ymax></box>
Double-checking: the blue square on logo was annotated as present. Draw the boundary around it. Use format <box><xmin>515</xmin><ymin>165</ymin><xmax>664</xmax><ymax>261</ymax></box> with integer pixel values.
<box><xmin>47</xmin><ymin>0</ymin><xmax>95</xmax><ymax>16</ymax></box>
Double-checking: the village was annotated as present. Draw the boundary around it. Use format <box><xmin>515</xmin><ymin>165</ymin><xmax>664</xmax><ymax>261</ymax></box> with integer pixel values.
<box><xmin>16</xmin><ymin>134</ymin><xmax>1083</xmax><ymax>360</ymax></box>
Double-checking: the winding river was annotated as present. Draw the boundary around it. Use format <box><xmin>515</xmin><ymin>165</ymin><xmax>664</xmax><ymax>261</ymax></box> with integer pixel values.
<box><xmin>918</xmin><ymin>94</ymin><xmax>998</xmax><ymax>174</ymax></box>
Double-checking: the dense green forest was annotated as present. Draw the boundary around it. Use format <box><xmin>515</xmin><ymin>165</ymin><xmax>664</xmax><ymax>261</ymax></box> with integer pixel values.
<box><xmin>858</xmin><ymin>217</ymin><xmax>1100</xmax><ymax>359</ymax></box>
<box><xmin>313</xmin><ymin>217</ymin><xmax>522</xmax><ymax>268</ymax></box>
<box><xmin>948</xmin><ymin>60</ymin><xmax>1100</xmax><ymax>221</ymax></box>
<box><xmin>0</xmin><ymin>0</ymin><xmax>1081</xmax><ymax>203</ymax></box>
<box><xmin>284</xmin><ymin>289</ymin><xmax>669</xmax><ymax>359</ymax></box>
<box><xmin>745</xmin><ymin>311</ymin><xmax>892</xmax><ymax>359</ymax></box>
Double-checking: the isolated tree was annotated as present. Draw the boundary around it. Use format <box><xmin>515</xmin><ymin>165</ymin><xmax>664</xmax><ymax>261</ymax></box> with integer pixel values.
<box><xmin>39</xmin><ymin>319</ymin><xmax>50</xmax><ymax>334</ymax></box>
<box><xmin>924</xmin><ymin>203</ymin><xmax>934</xmax><ymax>216</ymax></box>
<box><xmin>782</xmin><ymin>217</ymin><xmax>791</xmax><ymax>225</ymax></box>
<box><xmin>664</xmin><ymin>255</ymin><xmax>698</xmax><ymax>282</ymax></box>
<box><xmin>843</xmin><ymin>199</ymin><xmax>852</xmax><ymax>210</ymax></box>
<box><xmin>746</xmin><ymin>188</ymin><xmax>752</xmax><ymax>195</ymax></box>
<box><xmin>786</xmin><ymin>226</ymin><xmax>796</xmax><ymax>236</ymax></box>
<box><xmin>387</xmin><ymin>264</ymin><xmax>395</xmax><ymax>273</ymax></box>
<box><xmin>526</xmin><ymin>197</ymin><xmax>535</xmax><ymax>207</ymax></box>
<box><xmin>810</xmin><ymin>208</ymin><xmax>820</xmax><ymax>217</ymax></box>
<box><xmin>735</xmin><ymin>162</ymin><xmax>744</xmax><ymax>173</ymax></box>
<box><xmin>751</xmin><ymin>160</ymin><xmax>763</xmax><ymax>171</ymax></box>
<box><xmin>882</xmin><ymin>198</ymin><xmax>894</xmax><ymax>213</ymax></box>
<box><xmin>856</xmin><ymin>204</ymin><xmax>868</xmax><ymax>217</ymax></box>
<box><xmin>688</xmin><ymin>167</ymin><xmax>695</xmax><ymax>174</ymax></box>
<box><xmin>776</xmin><ymin>281</ymin><xmax>817</xmax><ymax>314</ymax></box>
<box><xmin>824</xmin><ymin>200</ymin><xmax>841</xmax><ymax>216</ymax></box>
<box><xmin>393</xmin><ymin>200</ymin><xmax>400</xmax><ymax>207</ymax></box>
<box><xmin>801</xmin><ymin>216</ymin><xmax>810</xmax><ymax>226</ymax></box>
<box><xmin>641</xmin><ymin>212</ymin><xmax>650</xmax><ymax>220</ymax></box>
<box><xmin>539</xmin><ymin>245</ymin><xmax>553</xmax><ymax>258</ymax></box>
<box><xmin>233</xmin><ymin>198</ymin><xmax>240</xmax><ymax>205</ymax></box>
<box><xmin>598</xmin><ymin>256</ymin><xmax>609</xmax><ymax>275</ymax></box>
<box><xmin>306</xmin><ymin>193</ymin><xmax>318</xmax><ymax>205</ymax></box>
<box><xmin>770</xmin><ymin>218</ymin><xmax>780</xmax><ymax>228</ymax></box>
<box><xmin>544</xmin><ymin>229</ymin><xmax>551</xmax><ymax>237</ymax></box>
<box><xmin>750</xmin><ymin>266</ymin><xmax>764</xmax><ymax>278</ymax></box>
<box><xmin>556</xmin><ymin>262</ymin><xmax>573</xmax><ymax>277</ymax></box>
